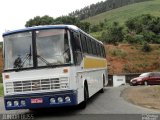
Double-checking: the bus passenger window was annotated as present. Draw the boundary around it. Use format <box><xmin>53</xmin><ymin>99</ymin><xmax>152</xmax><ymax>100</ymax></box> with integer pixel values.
<box><xmin>73</xmin><ymin>33</ymin><xmax>81</xmax><ymax>51</ymax></box>
<box><xmin>81</xmin><ymin>35</ymin><xmax>87</xmax><ymax>53</ymax></box>
<box><xmin>102</xmin><ymin>46</ymin><xmax>106</xmax><ymax>58</ymax></box>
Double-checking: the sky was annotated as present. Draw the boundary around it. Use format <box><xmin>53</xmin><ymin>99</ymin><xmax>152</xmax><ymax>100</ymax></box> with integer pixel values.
<box><xmin>0</xmin><ymin>0</ymin><xmax>104</xmax><ymax>42</ymax></box>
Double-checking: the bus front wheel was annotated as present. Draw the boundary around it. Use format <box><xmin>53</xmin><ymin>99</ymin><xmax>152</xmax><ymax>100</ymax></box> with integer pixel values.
<box><xmin>78</xmin><ymin>83</ymin><xmax>88</xmax><ymax>109</ymax></box>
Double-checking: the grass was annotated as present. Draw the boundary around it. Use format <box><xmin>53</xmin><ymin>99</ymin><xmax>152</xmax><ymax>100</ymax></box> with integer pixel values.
<box><xmin>0</xmin><ymin>83</ymin><xmax>3</xmax><ymax>97</ymax></box>
<box><xmin>110</xmin><ymin>48</ymin><xmax>127</xmax><ymax>58</ymax></box>
<box><xmin>82</xmin><ymin>0</ymin><xmax>160</xmax><ymax>25</ymax></box>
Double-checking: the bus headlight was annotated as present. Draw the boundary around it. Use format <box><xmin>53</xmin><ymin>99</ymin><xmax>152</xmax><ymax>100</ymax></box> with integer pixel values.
<box><xmin>20</xmin><ymin>100</ymin><xmax>26</xmax><ymax>106</ymax></box>
<box><xmin>50</xmin><ymin>98</ymin><xmax>56</xmax><ymax>104</ymax></box>
<box><xmin>14</xmin><ymin>101</ymin><xmax>19</xmax><ymax>106</ymax></box>
<box><xmin>7</xmin><ymin>101</ymin><xmax>12</xmax><ymax>107</ymax></box>
<box><xmin>65</xmin><ymin>96</ymin><xmax>71</xmax><ymax>102</ymax></box>
<box><xmin>58</xmin><ymin>97</ymin><xmax>63</xmax><ymax>103</ymax></box>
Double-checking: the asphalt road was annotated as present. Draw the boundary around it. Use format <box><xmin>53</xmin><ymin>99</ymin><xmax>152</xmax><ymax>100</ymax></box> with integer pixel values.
<box><xmin>0</xmin><ymin>86</ymin><xmax>160</xmax><ymax>120</ymax></box>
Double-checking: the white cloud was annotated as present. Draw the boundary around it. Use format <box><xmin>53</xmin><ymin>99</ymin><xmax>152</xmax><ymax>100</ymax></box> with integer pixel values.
<box><xmin>0</xmin><ymin>0</ymin><xmax>104</xmax><ymax>41</ymax></box>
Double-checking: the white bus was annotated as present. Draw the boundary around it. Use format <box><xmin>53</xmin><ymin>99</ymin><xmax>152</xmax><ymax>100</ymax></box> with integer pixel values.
<box><xmin>2</xmin><ymin>25</ymin><xmax>108</xmax><ymax>110</ymax></box>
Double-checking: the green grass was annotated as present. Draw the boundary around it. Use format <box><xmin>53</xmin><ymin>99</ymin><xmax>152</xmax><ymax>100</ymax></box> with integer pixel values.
<box><xmin>0</xmin><ymin>83</ymin><xmax>3</xmax><ymax>97</ymax></box>
<box><xmin>83</xmin><ymin>0</ymin><xmax>160</xmax><ymax>25</ymax></box>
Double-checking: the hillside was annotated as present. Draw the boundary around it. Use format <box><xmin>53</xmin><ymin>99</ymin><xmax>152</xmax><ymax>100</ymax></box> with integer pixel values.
<box><xmin>106</xmin><ymin>44</ymin><xmax>160</xmax><ymax>74</ymax></box>
<box><xmin>69</xmin><ymin>0</ymin><xmax>148</xmax><ymax>20</ymax></box>
<box><xmin>83</xmin><ymin>0</ymin><xmax>160</xmax><ymax>25</ymax></box>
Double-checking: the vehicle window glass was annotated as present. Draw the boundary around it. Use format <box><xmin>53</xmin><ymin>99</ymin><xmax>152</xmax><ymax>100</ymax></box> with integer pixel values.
<box><xmin>102</xmin><ymin>46</ymin><xmax>106</xmax><ymax>58</ymax></box>
<box><xmin>140</xmin><ymin>73</ymin><xmax>150</xmax><ymax>77</ymax></box>
<box><xmin>4</xmin><ymin>32</ymin><xmax>33</xmax><ymax>70</ymax></box>
<box><xmin>97</xmin><ymin>43</ymin><xmax>101</xmax><ymax>56</ymax></box>
<box><xmin>91</xmin><ymin>41</ymin><xmax>96</xmax><ymax>55</ymax></box>
<box><xmin>86</xmin><ymin>38</ymin><xmax>92</xmax><ymax>54</ymax></box>
<box><xmin>73</xmin><ymin>32</ymin><xmax>81</xmax><ymax>52</ymax></box>
<box><xmin>81</xmin><ymin>34</ymin><xmax>87</xmax><ymax>53</ymax></box>
<box><xmin>71</xmin><ymin>31</ymin><xmax>82</xmax><ymax>65</ymax></box>
<box><xmin>100</xmin><ymin>45</ymin><xmax>103</xmax><ymax>57</ymax></box>
<box><xmin>36</xmin><ymin>29</ymin><xmax>71</xmax><ymax>66</ymax></box>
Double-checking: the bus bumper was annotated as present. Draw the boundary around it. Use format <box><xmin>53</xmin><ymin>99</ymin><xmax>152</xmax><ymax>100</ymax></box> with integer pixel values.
<box><xmin>4</xmin><ymin>90</ymin><xmax>77</xmax><ymax>110</ymax></box>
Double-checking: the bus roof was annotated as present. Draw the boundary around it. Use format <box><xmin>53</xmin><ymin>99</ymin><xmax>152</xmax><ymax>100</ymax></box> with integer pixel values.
<box><xmin>3</xmin><ymin>25</ymin><xmax>79</xmax><ymax>36</ymax></box>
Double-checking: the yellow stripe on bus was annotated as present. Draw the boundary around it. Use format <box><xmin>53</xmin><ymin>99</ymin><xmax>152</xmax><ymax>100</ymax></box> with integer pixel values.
<box><xmin>83</xmin><ymin>57</ymin><xmax>107</xmax><ymax>69</ymax></box>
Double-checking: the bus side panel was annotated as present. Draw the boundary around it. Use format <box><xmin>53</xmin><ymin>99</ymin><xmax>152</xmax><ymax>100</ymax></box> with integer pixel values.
<box><xmin>78</xmin><ymin>69</ymin><xmax>106</xmax><ymax>98</ymax></box>
<box><xmin>69</xmin><ymin>66</ymin><xmax>84</xmax><ymax>104</ymax></box>
<box><xmin>75</xmin><ymin>56</ymin><xmax>108</xmax><ymax>104</ymax></box>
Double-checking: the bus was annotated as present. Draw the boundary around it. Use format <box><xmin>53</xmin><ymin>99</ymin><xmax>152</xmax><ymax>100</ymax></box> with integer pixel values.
<box><xmin>2</xmin><ymin>25</ymin><xmax>108</xmax><ymax>110</ymax></box>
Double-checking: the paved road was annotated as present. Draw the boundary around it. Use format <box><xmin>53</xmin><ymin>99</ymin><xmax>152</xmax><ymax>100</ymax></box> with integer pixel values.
<box><xmin>0</xmin><ymin>86</ymin><xmax>160</xmax><ymax>120</ymax></box>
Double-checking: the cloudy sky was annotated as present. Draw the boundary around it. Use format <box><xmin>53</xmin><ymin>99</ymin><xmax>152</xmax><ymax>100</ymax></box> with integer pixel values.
<box><xmin>0</xmin><ymin>0</ymin><xmax>104</xmax><ymax>41</ymax></box>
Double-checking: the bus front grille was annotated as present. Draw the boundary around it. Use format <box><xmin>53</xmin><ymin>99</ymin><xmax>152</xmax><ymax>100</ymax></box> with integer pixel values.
<box><xmin>5</xmin><ymin>78</ymin><xmax>69</xmax><ymax>93</ymax></box>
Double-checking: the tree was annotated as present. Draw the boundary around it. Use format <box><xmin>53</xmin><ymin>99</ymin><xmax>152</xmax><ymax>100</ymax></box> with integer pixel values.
<box><xmin>54</xmin><ymin>16</ymin><xmax>80</xmax><ymax>25</ymax></box>
<box><xmin>125</xmin><ymin>14</ymin><xmax>160</xmax><ymax>44</ymax></box>
<box><xmin>25</xmin><ymin>15</ymin><xmax>54</xmax><ymax>27</ymax></box>
<box><xmin>101</xmin><ymin>22</ymin><xmax>124</xmax><ymax>44</ymax></box>
<box><xmin>25</xmin><ymin>15</ymin><xmax>90</xmax><ymax>33</ymax></box>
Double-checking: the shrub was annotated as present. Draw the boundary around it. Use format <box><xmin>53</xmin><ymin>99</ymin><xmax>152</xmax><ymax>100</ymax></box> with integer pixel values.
<box><xmin>101</xmin><ymin>22</ymin><xmax>124</xmax><ymax>44</ymax></box>
<box><xmin>142</xmin><ymin>30</ymin><xmax>156</xmax><ymax>43</ymax></box>
<box><xmin>141</xmin><ymin>42</ymin><xmax>152</xmax><ymax>52</ymax></box>
<box><xmin>125</xmin><ymin>34</ymin><xmax>144</xmax><ymax>44</ymax></box>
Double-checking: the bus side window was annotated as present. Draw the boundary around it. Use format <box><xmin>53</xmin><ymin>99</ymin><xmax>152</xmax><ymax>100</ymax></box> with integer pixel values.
<box><xmin>71</xmin><ymin>31</ymin><xmax>82</xmax><ymax>65</ymax></box>
<box><xmin>102</xmin><ymin>46</ymin><xmax>106</xmax><ymax>58</ymax></box>
<box><xmin>96</xmin><ymin>43</ymin><xmax>101</xmax><ymax>57</ymax></box>
<box><xmin>86</xmin><ymin>38</ymin><xmax>92</xmax><ymax>55</ymax></box>
<box><xmin>100</xmin><ymin>45</ymin><xmax>103</xmax><ymax>57</ymax></box>
<box><xmin>81</xmin><ymin>34</ymin><xmax>87</xmax><ymax>53</ymax></box>
<box><xmin>91</xmin><ymin>40</ymin><xmax>95</xmax><ymax>55</ymax></box>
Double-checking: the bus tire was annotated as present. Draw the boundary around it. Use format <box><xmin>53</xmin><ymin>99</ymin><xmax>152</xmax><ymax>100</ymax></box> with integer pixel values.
<box><xmin>78</xmin><ymin>83</ymin><xmax>88</xmax><ymax>109</ymax></box>
<box><xmin>99</xmin><ymin>75</ymin><xmax>105</xmax><ymax>93</ymax></box>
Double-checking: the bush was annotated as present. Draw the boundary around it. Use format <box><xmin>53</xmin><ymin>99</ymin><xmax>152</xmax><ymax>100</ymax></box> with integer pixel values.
<box><xmin>101</xmin><ymin>22</ymin><xmax>124</xmax><ymax>44</ymax></box>
<box><xmin>125</xmin><ymin>34</ymin><xmax>144</xmax><ymax>44</ymax></box>
<box><xmin>141</xmin><ymin>42</ymin><xmax>152</xmax><ymax>52</ymax></box>
<box><xmin>142</xmin><ymin>30</ymin><xmax>156</xmax><ymax>43</ymax></box>
<box><xmin>90</xmin><ymin>24</ymin><xmax>101</xmax><ymax>32</ymax></box>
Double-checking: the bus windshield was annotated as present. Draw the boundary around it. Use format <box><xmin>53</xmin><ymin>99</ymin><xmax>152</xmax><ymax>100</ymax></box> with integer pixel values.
<box><xmin>4</xmin><ymin>29</ymin><xmax>71</xmax><ymax>70</ymax></box>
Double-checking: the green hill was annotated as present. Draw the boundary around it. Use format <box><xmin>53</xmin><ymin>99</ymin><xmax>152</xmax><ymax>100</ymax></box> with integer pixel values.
<box><xmin>82</xmin><ymin>0</ymin><xmax>160</xmax><ymax>25</ymax></box>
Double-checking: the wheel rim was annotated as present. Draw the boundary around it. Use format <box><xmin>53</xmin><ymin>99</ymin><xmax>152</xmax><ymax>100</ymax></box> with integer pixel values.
<box><xmin>144</xmin><ymin>81</ymin><xmax>147</xmax><ymax>86</ymax></box>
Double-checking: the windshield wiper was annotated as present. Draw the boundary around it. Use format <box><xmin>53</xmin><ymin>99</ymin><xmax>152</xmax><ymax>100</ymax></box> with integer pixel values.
<box><xmin>37</xmin><ymin>55</ymin><xmax>66</xmax><ymax>67</ymax></box>
<box><xmin>14</xmin><ymin>45</ymin><xmax>32</xmax><ymax>69</ymax></box>
<box><xmin>36</xmin><ymin>55</ymin><xmax>52</xmax><ymax>66</ymax></box>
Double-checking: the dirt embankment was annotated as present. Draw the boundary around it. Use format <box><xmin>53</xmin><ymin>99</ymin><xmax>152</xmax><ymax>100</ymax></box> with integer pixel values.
<box><xmin>106</xmin><ymin>44</ymin><xmax>160</xmax><ymax>74</ymax></box>
<box><xmin>121</xmin><ymin>86</ymin><xmax>160</xmax><ymax>110</ymax></box>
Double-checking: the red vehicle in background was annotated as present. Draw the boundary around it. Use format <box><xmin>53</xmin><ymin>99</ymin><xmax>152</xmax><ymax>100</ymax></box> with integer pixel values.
<box><xmin>130</xmin><ymin>72</ymin><xmax>160</xmax><ymax>86</ymax></box>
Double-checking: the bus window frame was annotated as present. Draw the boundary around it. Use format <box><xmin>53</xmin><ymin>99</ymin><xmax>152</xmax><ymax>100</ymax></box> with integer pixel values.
<box><xmin>69</xmin><ymin>30</ymin><xmax>83</xmax><ymax>65</ymax></box>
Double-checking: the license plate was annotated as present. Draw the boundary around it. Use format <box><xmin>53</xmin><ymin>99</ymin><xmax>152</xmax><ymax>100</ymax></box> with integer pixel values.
<box><xmin>31</xmin><ymin>98</ymin><xmax>43</xmax><ymax>104</ymax></box>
